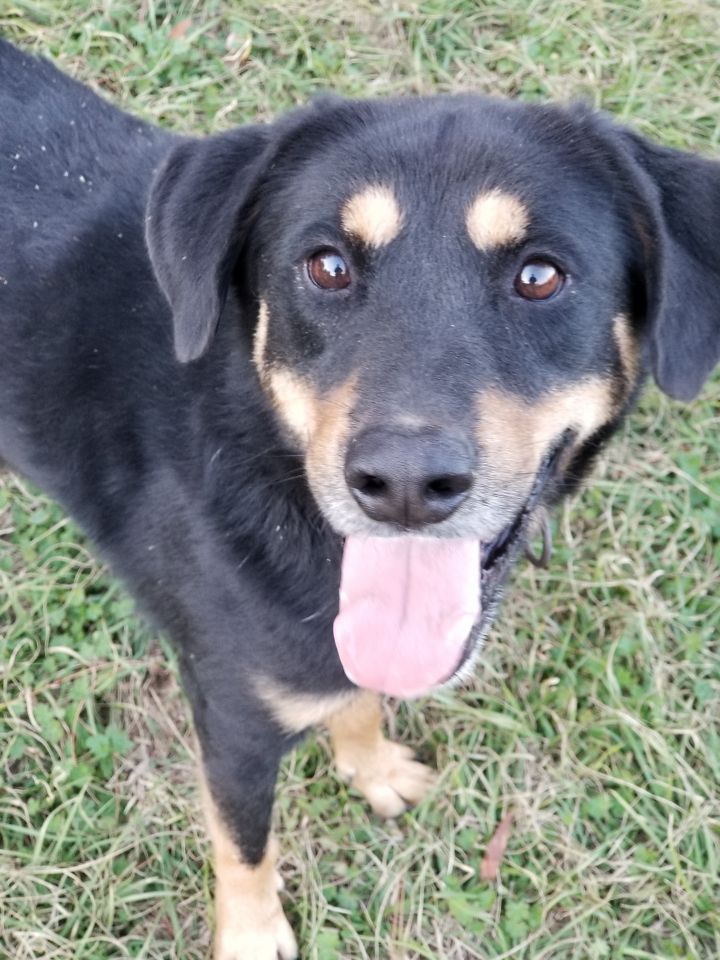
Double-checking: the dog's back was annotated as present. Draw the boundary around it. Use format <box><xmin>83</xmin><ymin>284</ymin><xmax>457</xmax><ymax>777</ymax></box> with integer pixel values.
<box><xmin>0</xmin><ymin>40</ymin><xmax>174</xmax><ymax>520</ymax></box>
<box><xmin>0</xmin><ymin>39</ymin><xmax>166</xmax><ymax>231</ymax></box>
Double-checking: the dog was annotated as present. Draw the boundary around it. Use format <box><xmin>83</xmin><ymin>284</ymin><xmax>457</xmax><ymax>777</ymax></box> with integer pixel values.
<box><xmin>1</xmin><ymin>37</ymin><xmax>718</xmax><ymax>959</ymax></box>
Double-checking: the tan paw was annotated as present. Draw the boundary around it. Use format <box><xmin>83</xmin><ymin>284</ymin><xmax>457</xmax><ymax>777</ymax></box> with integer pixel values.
<box><xmin>214</xmin><ymin>890</ymin><xmax>298</xmax><ymax>960</ymax></box>
<box><xmin>336</xmin><ymin>738</ymin><xmax>437</xmax><ymax>818</ymax></box>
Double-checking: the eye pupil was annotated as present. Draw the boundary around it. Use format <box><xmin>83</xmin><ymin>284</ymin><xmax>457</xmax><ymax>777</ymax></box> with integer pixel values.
<box><xmin>515</xmin><ymin>260</ymin><xmax>563</xmax><ymax>300</ymax></box>
<box><xmin>307</xmin><ymin>249</ymin><xmax>351</xmax><ymax>290</ymax></box>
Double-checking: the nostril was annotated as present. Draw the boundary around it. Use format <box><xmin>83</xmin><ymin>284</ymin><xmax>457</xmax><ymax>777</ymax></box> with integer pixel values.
<box><xmin>346</xmin><ymin>467</ymin><xmax>391</xmax><ymax>499</ymax></box>
<box><xmin>357</xmin><ymin>473</ymin><xmax>387</xmax><ymax>498</ymax></box>
<box><xmin>424</xmin><ymin>473</ymin><xmax>473</xmax><ymax>500</ymax></box>
<box><xmin>425</xmin><ymin>478</ymin><xmax>453</xmax><ymax>499</ymax></box>
<box><xmin>425</xmin><ymin>477</ymin><xmax>456</xmax><ymax>499</ymax></box>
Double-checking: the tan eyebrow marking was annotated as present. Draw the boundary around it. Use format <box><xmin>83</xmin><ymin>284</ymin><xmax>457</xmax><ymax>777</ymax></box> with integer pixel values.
<box><xmin>341</xmin><ymin>185</ymin><xmax>403</xmax><ymax>247</ymax></box>
<box><xmin>466</xmin><ymin>189</ymin><xmax>529</xmax><ymax>250</ymax></box>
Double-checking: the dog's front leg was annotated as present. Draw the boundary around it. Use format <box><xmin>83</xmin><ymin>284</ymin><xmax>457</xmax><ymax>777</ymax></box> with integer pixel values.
<box><xmin>194</xmin><ymin>703</ymin><xmax>298</xmax><ymax>960</ymax></box>
<box><xmin>327</xmin><ymin>691</ymin><xmax>437</xmax><ymax>818</ymax></box>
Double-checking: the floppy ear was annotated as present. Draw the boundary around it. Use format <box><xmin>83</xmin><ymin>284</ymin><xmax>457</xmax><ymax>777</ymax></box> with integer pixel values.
<box><xmin>146</xmin><ymin>126</ymin><xmax>271</xmax><ymax>363</ymax></box>
<box><xmin>618</xmin><ymin>129</ymin><xmax>720</xmax><ymax>400</ymax></box>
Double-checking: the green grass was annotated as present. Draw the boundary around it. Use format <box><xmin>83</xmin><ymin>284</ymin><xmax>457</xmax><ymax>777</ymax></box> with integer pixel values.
<box><xmin>1</xmin><ymin>1</ymin><xmax>719</xmax><ymax>957</ymax></box>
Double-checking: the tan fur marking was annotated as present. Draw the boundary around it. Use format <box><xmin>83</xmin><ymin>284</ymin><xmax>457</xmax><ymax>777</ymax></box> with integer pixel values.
<box><xmin>253</xmin><ymin>300</ymin><xmax>270</xmax><ymax>376</ymax></box>
<box><xmin>477</xmin><ymin>378</ymin><xmax>615</xmax><ymax>482</ymax></box>
<box><xmin>613</xmin><ymin>314</ymin><xmax>640</xmax><ymax>384</ymax></box>
<box><xmin>466</xmin><ymin>189</ymin><xmax>529</xmax><ymax>250</ymax></box>
<box><xmin>326</xmin><ymin>692</ymin><xmax>437</xmax><ymax>819</ymax></box>
<box><xmin>267</xmin><ymin>369</ymin><xmax>319</xmax><ymax>447</ymax></box>
<box><xmin>254</xmin><ymin>676</ymin><xmax>357</xmax><ymax>733</ymax></box>
<box><xmin>200</xmin><ymin>773</ymin><xmax>297</xmax><ymax>959</ymax></box>
<box><xmin>305</xmin><ymin>375</ymin><xmax>358</xmax><ymax>492</ymax></box>
<box><xmin>341</xmin><ymin>185</ymin><xmax>403</xmax><ymax>247</ymax></box>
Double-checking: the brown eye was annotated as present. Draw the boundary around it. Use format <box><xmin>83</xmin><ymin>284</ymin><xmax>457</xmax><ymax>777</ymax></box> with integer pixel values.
<box><xmin>307</xmin><ymin>249</ymin><xmax>351</xmax><ymax>290</ymax></box>
<box><xmin>515</xmin><ymin>260</ymin><xmax>564</xmax><ymax>300</ymax></box>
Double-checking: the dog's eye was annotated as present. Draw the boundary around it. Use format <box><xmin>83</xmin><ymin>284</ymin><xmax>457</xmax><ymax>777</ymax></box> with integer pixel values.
<box><xmin>307</xmin><ymin>249</ymin><xmax>351</xmax><ymax>290</ymax></box>
<box><xmin>515</xmin><ymin>260</ymin><xmax>564</xmax><ymax>300</ymax></box>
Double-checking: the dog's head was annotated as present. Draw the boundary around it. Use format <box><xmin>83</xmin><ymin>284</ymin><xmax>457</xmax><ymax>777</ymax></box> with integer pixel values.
<box><xmin>146</xmin><ymin>96</ymin><xmax>720</xmax><ymax>697</ymax></box>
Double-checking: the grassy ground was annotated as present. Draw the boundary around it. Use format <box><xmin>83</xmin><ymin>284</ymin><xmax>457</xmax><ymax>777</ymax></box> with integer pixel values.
<box><xmin>1</xmin><ymin>1</ymin><xmax>719</xmax><ymax>958</ymax></box>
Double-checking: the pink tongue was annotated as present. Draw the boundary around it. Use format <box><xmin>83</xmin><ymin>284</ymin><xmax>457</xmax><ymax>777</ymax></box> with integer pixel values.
<box><xmin>333</xmin><ymin>537</ymin><xmax>480</xmax><ymax>698</ymax></box>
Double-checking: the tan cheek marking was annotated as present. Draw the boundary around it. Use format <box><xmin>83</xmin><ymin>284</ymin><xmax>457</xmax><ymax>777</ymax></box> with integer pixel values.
<box><xmin>613</xmin><ymin>314</ymin><xmax>640</xmax><ymax>385</ymax></box>
<box><xmin>199</xmin><ymin>772</ymin><xmax>296</xmax><ymax>958</ymax></box>
<box><xmin>254</xmin><ymin>676</ymin><xmax>358</xmax><ymax>733</ymax></box>
<box><xmin>466</xmin><ymin>189</ymin><xmax>529</xmax><ymax>250</ymax></box>
<box><xmin>305</xmin><ymin>374</ymin><xmax>358</xmax><ymax>488</ymax></box>
<box><xmin>477</xmin><ymin>378</ymin><xmax>615</xmax><ymax>481</ymax></box>
<box><xmin>267</xmin><ymin>368</ymin><xmax>319</xmax><ymax>448</ymax></box>
<box><xmin>341</xmin><ymin>185</ymin><xmax>403</xmax><ymax>247</ymax></box>
<box><xmin>253</xmin><ymin>300</ymin><xmax>270</xmax><ymax>377</ymax></box>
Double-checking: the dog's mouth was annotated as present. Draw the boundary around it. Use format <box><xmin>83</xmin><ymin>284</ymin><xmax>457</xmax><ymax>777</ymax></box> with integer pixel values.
<box><xmin>333</xmin><ymin>437</ymin><xmax>568</xmax><ymax>697</ymax></box>
<box><xmin>480</xmin><ymin>433</ymin><xmax>564</xmax><ymax>587</ymax></box>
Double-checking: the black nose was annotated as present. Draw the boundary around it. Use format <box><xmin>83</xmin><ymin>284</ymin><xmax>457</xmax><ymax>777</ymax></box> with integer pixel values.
<box><xmin>344</xmin><ymin>426</ymin><xmax>474</xmax><ymax>527</ymax></box>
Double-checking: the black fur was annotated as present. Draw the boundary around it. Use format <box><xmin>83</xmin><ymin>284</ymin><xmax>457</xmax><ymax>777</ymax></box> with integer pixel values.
<box><xmin>1</xmin><ymin>36</ymin><xmax>718</xmax><ymax>888</ymax></box>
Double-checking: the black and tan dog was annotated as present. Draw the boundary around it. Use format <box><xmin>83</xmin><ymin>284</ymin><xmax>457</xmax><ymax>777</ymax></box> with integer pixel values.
<box><xmin>1</xmin><ymin>38</ymin><xmax>718</xmax><ymax>958</ymax></box>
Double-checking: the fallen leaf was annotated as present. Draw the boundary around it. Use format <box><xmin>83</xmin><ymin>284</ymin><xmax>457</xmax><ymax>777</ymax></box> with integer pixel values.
<box><xmin>480</xmin><ymin>811</ymin><xmax>514</xmax><ymax>881</ymax></box>
<box><xmin>169</xmin><ymin>18</ymin><xmax>192</xmax><ymax>40</ymax></box>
